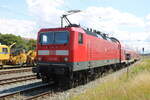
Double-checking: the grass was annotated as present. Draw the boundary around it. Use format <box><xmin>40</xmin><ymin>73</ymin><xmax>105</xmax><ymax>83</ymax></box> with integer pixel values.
<box><xmin>70</xmin><ymin>57</ymin><xmax>150</xmax><ymax>100</ymax></box>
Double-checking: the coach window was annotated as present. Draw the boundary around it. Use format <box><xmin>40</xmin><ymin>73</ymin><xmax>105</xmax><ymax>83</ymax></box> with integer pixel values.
<box><xmin>78</xmin><ymin>33</ymin><xmax>83</xmax><ymax>44</ymax></box>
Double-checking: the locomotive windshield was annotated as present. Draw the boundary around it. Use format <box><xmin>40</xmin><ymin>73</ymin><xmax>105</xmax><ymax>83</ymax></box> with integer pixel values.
<box><xmin>39</xmin><ymin>31</ymin><xmax>69</xmax><ymax>44</ymax></box>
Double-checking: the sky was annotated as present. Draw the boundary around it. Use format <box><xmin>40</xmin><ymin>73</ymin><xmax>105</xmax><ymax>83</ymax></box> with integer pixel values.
<box><xmin>0</xmin><ymin>0</ymin><xmax>150</xmax><ymax>53</ymax></box>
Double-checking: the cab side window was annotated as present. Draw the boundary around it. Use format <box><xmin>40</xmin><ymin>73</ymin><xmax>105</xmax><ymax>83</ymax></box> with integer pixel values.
<box><xmin>78</xmin><ymin>33</ymin><xmax>83</xmax><ymax>44</ymax></box>
<box><xmin>2</xmin><ymin>48</ymin><xmax>8</xmax><ymax>54</ymax></box>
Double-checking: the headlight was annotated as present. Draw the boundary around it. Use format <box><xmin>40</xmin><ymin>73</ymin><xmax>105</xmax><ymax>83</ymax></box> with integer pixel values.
<box><xmin>38</xmin><ymin>57</ymin><xmax>42</xmax><ymax>61</ymax></box>
<box><xmin>64</xmin><ymin>57</ymin><xmax>68</xmax><ymax>62</ymax></box>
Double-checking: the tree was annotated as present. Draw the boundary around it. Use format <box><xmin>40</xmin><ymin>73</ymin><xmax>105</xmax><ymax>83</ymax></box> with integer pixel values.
<box><xmin>0</xmin><ymin>33</ymin><xmax>36</xmax><ymax>51</ymax></box>
<box><xmin>26</xmin><ymin>39</ymin><xmax>36</xmax><ymax>51</ymax></box>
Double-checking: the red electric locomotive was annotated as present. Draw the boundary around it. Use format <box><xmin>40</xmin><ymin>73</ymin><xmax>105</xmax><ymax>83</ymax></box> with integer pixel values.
<box><xmin>33</xmin><ymin>12</ymin><xmax>139</xmax><ymax>88</ymax></box>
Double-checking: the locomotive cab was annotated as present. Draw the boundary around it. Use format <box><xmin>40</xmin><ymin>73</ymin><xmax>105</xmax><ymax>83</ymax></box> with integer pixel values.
<box><xmin>38</xmin><ymin>30</ymin><xmax>70</xmax><ymax>62</ymax></box>
<box><xmin>0</xmin><ymin>45</ymin><xmax>10</xmax><ymax>67</ymax></box>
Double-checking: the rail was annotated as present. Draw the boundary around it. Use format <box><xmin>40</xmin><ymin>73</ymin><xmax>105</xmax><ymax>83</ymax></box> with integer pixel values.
<box><xmin>0</xmin><ymin>75</ymin><xmax>36</xmax><ymax>85</ymax></box>
<box><xmin>0</xmin><ymin>68</ymin><xmax>32</xmax><ymax>75</ymax></box>
<box><xmin>0</xmin><ymin>83</ymin><xmax>50</xmax><ymax>99</ymax></box>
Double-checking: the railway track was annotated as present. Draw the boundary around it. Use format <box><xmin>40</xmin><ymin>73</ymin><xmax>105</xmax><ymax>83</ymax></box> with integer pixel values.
<box><xmin>0</xmin><ymin>62</ymin><xmax>140</xmax><ymax>100</ymax></box>
<box><xmin>0</xmin><ymin>67</ymin><xmax>32</xmax><ymax>75</ymax></box>
<box><xmin>0</xmin><ymin>65</ymin><xmax>30</xmax><ymax>70</ymax></box>
<box><xmin>0</xmin><ymin>83</ymin><xmax>50</xmax><ymax>100</ymax></box>
<box><xmin>0</xmin><ymin>75</ymin><xmax>36</xmax><ymax>85</ymax></box>
<box><xmin>25</xmin><ymin>91</ymin><xmax>54</xmax><ymax>100</ymax></box>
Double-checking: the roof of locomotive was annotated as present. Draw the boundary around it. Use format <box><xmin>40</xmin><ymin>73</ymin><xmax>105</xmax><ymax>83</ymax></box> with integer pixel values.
<box><xmin>38</xmin><ymin>26</ymin><xmax>85</xmax><ymax>33</ymax></box>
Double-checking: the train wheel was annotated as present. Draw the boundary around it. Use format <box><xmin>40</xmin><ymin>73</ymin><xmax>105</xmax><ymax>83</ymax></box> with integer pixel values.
<box><xmin>111</xmin><ymin>64</ymin><xmax>117</xmax><ymax>71</ymax></box>
<box><xmin>73</xmin><ymin>73</ymin><xmax>78</xmax><ymax>87</ymax></box>
<box><xmin>82</xmin><ymin>73</ymin><xmax>88</xmax><ymax>85</ymax></box>
<box><xmin>67</xmin><ymin>79</ymin><xmax>73</xmax><ymax>89</ymax></box>
<box><xmin>57</xmin><ymin>73</ymin><xmax>74</xmax><ymax>89</ymax></box>
<box><xmin>66</xmin><ymin>73</ymin><xmax>74</xmax><ymax>89</ymax></box>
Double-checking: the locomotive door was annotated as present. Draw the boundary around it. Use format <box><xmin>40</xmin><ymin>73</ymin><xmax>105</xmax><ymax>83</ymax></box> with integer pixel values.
<box><xmin>87</xmin><ymin>40</ymin><xmax>92</xmax><ymax>67</ymax></box>
<box><xmin>78</xmin><ymin>32</ymin><xmax>86</xmax><ymax>61</ymax></box>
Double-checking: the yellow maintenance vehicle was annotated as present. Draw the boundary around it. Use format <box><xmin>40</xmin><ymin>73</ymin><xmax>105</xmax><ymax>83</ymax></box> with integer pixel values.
<box><xmin>26</xmin><ymin>50</ymin><xmax>36</xmax><ymax>66</ymax></box>
<box><xmin>0</xmin><ymin>42</ymin><xmax>36</xmax><ymax>68</ymax></box>
<box><xmin>9</xmin><ymin>49</ymin><xmax>36</xmax><ymax>67</ymax></box>
<box><xmin>9</xmin><ymin>49</ymin><xmax>27</xmax><ymax>66</ymax></box>
<box><xmin>0</xmin><ymin>43</ymin><xmax>15</xmax><ymax>68</ymax></box>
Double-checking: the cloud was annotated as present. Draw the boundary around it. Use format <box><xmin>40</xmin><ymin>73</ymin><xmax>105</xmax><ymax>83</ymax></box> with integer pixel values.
<box><xmin>26</xmin><ymin>0</ymin><xmax>65</xmax><ymax>28</ymax></box>
<box><xmin>145</xmin><ymin>14</ymin><xmax>150</xmax><ymax>32</ymax></box>
<box><xmin>0</xmin><ymin>18</ymin><xmax>37</xmax><ymax>38</ymax></box>
<box><xmin>146</xmin><ymin>14</ymin><xmax>150</xmax><ymax>20</ymax></box>
<box><xmin>68</xmin><ymin>7</ymin><xmax>144</xmax><ymax>27</ymax></box>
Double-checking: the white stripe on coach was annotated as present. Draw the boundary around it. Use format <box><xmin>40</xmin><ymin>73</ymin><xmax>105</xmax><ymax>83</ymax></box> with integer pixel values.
<box><xmin>56</xmin><ymin>50</ymin><xmax>69</xmax><ymax>55</ymax></box>
<box><xmin>38</xmin><ymin>50</ymin><xmax>49</xmax><ymax>55</ymax></box>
